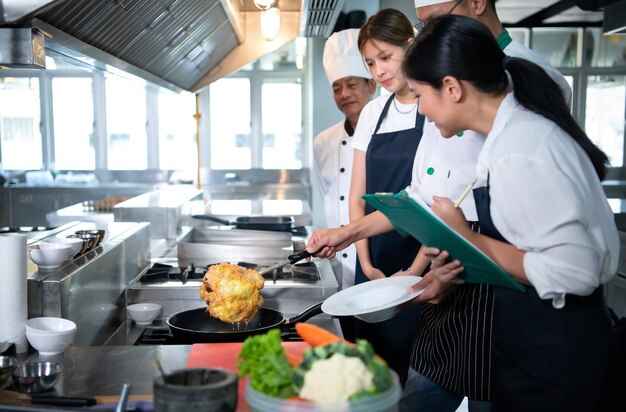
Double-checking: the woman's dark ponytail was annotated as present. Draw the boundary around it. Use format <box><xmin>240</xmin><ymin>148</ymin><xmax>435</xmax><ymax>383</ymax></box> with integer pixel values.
<box><xmin>504</xmin><ymin>57</ymin><xmax>609</xmax><ymax>180</ymax></box>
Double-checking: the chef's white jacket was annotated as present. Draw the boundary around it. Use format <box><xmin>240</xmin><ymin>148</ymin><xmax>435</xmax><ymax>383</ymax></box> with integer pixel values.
<box><xmin>479</xmin><ymin>91</ymin><xmax>619</xmax><ymax>308</ymax></box>
<box><xmin>313</xmin><ymin>120</ymin><xmax>356</xmax><ymax>289</ymax></box>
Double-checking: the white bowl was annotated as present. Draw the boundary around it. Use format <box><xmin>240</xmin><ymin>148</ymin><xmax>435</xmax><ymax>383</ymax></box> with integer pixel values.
<box><xmin>43</xmin><ymin>237</ymin><xmax>84</xmax><ymax>258</ymax></box>
<box><xmin>25</xmin><ymin>318</ymin><xmax>77</xmax><ymax>355</ymax></box>
<box><xmin>127</xmin><ymin>303</ymin><xmax>162</xmax><ymax>325</ymax></box>
<box><xmin>25</xmin><ymin>317</ymin><xmax>77</xmax><ymax>334</ymax></box>
<box><xmin>28</xmin><ymin>243</ymin><xmax>73</xmax><ymax>269</ymax></box>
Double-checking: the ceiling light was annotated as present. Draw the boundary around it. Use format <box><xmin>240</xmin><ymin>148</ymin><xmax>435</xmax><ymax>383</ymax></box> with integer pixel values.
<box><xmin>253</xmin><ymin>0</ymin><xmax>275</xmax><ymax>11</ymax></box>
<box><xmin>260</xmin><ymin>7</ymin><xmax>280</xmax><ymax>41</ymax></box>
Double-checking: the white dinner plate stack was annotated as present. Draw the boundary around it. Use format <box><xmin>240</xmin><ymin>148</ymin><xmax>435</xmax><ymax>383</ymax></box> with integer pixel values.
<box><xmin>0</xmin><ymin>233</ymin><xmax>28</xmax><ymax>353</ymax></box>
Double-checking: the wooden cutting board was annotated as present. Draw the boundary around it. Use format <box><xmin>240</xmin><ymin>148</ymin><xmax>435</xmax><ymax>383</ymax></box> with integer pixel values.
<box><xmin>185</xmin><ymin>342</ymin><xmax>309</xmax><ymax>412</ymax></box>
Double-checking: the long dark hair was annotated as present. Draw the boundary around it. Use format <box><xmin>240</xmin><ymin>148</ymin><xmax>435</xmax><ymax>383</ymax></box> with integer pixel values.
<box><xmin>403</xmin><ymin>15</ymin><xmax>609</xmax><ymax>180</ymax></box>
<box><xmin>357</xmin><ymin>8</ymin><xmax>414</xmax><ymax>53</ymax></box>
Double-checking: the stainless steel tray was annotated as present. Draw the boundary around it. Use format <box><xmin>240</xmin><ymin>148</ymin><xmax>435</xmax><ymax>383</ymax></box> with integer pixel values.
<box><xmin>176</xmin><ymin>227</ymin><xmax>293</xmax><ymax>266</ymax></box>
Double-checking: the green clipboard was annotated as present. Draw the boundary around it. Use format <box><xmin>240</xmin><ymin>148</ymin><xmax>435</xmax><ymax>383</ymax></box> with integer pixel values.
<box><xmin>363</xmin><ymin>191</ymin><xmax>524</xmax><ymax>291</ymax></box>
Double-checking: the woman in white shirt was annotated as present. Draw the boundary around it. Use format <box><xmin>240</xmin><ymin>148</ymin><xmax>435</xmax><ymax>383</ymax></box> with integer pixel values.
<box><xmin>403</xmin><ymin>14</ymin><xmax>624</xmax><ymax>411</ymax></box>
<box><xmin>349</xmin><ymin>8</ymin><xmax>425</xmax><ymax>386</ymax></box>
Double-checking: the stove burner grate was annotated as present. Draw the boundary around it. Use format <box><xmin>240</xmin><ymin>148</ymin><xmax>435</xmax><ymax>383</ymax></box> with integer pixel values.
<box><xmin>140</xmin><ymin>261</ymin><xmax>321</xmax><ymax>284</ymax></box>
<box><xmin>133</xmin><ymin>325</ymin><xmax>303</xmax><ymax>345</ymax></box>
<box><xmin>140</xmin><ymin>263</ymin><xmax>207</xmax><ymax>284</ymax></box>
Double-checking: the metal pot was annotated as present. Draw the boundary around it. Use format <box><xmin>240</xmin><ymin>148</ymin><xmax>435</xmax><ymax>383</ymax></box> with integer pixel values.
<box><xmin>166</xmin><ymin>302</ymin><xmax>323</xmax><ymax>343</ymax></box>
<box><xmin>191</xmin><ymin>215</ymin><xmax>295</xmax><ymax>232</ymax></box>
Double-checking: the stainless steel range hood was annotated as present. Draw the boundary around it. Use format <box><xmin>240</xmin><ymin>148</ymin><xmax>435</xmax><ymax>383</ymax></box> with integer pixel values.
<box><xmin>1</xmin><ymin>0</ymin><xmax>344</xmax><ymax>92</ymax></box>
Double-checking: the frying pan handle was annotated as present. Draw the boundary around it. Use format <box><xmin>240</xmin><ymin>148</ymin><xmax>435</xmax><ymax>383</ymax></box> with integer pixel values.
<box><xmin>287</xmin><ymin>248</ymin><xmax>323</xmax><ymax>265</ymax></box>
<box><xmin>191</xmin><ymin>215</ymin><xmax>231</xmax><ymax>226</ymax></box>
<box><xmin>287</xmin><ymin>249</ymin><xmax>313</xmax><ymax>264</ymax></box>
<box><xmin>283</xmin><ymin>302</ymin><xmax>323</xmax><ymax>325</ymax></box>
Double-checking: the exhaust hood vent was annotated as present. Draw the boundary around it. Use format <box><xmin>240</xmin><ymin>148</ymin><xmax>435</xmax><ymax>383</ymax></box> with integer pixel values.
<box><xmin>33</xmin><ymin>0</ymin><xmax>243</xmax><ymax>91</ymax></box>
<box><xmin>0</xmin><ymin>0</ymin><xmax>65</xmax><ymax>24</ymax></box>
<box><xmin>0</xmin><ymin>28</ymin><xmax>45</xmax><ymax>68</ymax></box>
<box><xmin>299</xmin><ymin>0</ymin><xmax>345</xmax><ymax>37</ymax></box>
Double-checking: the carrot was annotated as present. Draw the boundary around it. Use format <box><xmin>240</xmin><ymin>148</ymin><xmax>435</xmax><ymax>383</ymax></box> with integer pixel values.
<box><xmin>287</xmin><ymin>396</ymin><xmax>312</xmax><ymax>402</ymax></box>
<box><xmin>295</xmin><ymin>322</ymin><xmax>343</xmax><ymax>347</ymax></box>
<box><xmin>286</xmin><ymin>352</ymin><xmax>303</xmax><ymax>367</ymax></box>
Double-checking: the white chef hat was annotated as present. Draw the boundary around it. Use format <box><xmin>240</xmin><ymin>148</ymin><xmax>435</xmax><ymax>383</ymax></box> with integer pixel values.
<box><xmin>323</xmin><ymin>28</ymin><xmax>371</xmax><ymax>85</ymax></box>
<box><xmin>414</xmin><ymin>0</ymin><xmax>450</xmax><ymax>6</ymax></box>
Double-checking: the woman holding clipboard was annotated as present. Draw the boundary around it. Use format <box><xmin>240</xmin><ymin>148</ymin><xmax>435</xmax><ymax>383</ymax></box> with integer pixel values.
<box><xmin>401</xmin><ymin>14</ymin><xmax>624</xmax><ymax>411</ymax></box>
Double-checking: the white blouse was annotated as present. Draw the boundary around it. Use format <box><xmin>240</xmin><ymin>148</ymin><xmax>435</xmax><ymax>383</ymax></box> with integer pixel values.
<box><xmin>478</xmin><ymin>92</ymin><xmax>619</xmax><ymax>308</ymax></box>
<box><xmin>352</xmin><ymin>93</ymin><xmax>418</xmax><ymax>152</ymax></box>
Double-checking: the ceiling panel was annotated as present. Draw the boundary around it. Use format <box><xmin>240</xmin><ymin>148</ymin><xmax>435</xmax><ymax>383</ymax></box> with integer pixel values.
<box><xmin>496</xmin><ymin>0</ymin><xmax>604</xmax><ymax>25</ymax></box>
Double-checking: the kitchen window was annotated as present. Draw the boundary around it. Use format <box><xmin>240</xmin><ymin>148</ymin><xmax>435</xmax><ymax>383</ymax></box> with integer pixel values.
<box><xmin>52</xmin><ymin>77</ymin><xmax>95</xmax><ymax>170</ymax></box>
<box><xmin>0</xmin><ymin>77</ymin><xmax>42</xmax><ymax>170</ymax></box>
<box><xmin>209</xmin><ymin>78</ymin><xmax>252</xmax><ymax>170</ymax></box>
<box><xmin>158</xmin><ymin>91</ymin><xmax>197</xmax><ymax>173</ymax></box>
<box><xmin>105</xmin><ymin>75</ymin><xmax>148</xmax><ymax>170</ymax></box>
<box><xmin>261</xmin><ymin>80</ymin><xmax>302</xmax><ymax>169</ymax></box>
<box><xmin>208</xmin><ymin>41</ymin><xmax>305</xmax><ymax>170</ymax></box>
<box><xmin>586</xmin><ymin>75</ymin><xmax>625</xmax><ymax>167</ymax></box>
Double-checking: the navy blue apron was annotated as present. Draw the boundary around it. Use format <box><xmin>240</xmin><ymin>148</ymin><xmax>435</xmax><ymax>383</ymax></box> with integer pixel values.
<box><xmin>473</xmin><ymin>179</ymin><xmax>623</xmax><ymax>412</ymax></box>
<box><xmin>354</xmin><ymin>94</ymin><xmax>425</xmax><ymax>386</ymax></box>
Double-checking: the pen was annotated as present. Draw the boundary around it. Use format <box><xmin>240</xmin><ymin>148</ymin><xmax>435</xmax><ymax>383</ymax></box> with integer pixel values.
<box><xmin>454</xmin><ymin>178</ymin><xmax>477</xmax><ymax>208</ymax></box>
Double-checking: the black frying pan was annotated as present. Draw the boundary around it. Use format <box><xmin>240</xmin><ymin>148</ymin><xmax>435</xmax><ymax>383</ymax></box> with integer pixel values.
<box><xmin>191</xmin><ymin>215</ymin><xmax>295</xmax><ymax>232</ymax></box>
<box><xmin>166</xmin><ymin>302</ymin><xmax>323</xmax><ymax>343</ymax></box>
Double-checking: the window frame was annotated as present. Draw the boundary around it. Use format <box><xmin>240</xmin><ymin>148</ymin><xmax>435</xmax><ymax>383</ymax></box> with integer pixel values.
<box><xmin>206</xmin><ymin>60</ymin><xmax>306</xmax><ymax>170</ymax></box>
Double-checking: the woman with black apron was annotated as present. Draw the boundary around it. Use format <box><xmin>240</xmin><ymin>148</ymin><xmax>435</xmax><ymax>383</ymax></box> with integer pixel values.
<box><xmin>349</xmin><ymin>9</ymin><xmax>426</xmax><ymax>385</ymax></box>
<box><xmin>354</xmin><ymin>93</ymin><xmax>424</xmax><ymax>387</ymax></box>
<box><xmin>403</xmin><ymin>15</ymin><xmax>625</xmax><ymax>410</ymax></box>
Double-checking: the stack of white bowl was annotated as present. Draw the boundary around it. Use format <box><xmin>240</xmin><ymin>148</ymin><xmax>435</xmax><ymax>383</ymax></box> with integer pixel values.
<box><xmin>0</xmin><ymin>233</ymin><xmax>28</xmax><ymax>353</ymax></box>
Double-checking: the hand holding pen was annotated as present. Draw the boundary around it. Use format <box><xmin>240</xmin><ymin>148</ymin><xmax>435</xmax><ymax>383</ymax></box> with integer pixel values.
<box><xmin>454</xmin><ymin>178</ymin><xmax>478</xmax><ymax>208</ymax></box>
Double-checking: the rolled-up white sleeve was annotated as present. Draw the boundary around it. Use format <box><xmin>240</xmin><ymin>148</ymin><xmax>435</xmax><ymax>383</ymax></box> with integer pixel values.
<box><xmin>489</xmin><ymin>155</ymin><xmax>602</xmax><ymax>308</ymax></box>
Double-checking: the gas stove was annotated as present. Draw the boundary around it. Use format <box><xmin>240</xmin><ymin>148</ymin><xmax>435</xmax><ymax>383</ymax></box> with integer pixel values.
<box><xmin>138</xmin><ymin>261</ymin><xmax>321</xmax><ymax>284</ymax></box>
<box><xmin>133</xmin><ymin>325</ymin><xmax>302</xmax><ymax>345</ymax></box>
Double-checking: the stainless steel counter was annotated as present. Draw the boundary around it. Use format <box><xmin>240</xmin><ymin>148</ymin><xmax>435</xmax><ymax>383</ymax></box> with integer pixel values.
<box><xmin>0</xmin><ymin>344</ymin><xmax>190</xmax><ymax>411</ymax></box>
<box><xmin>27</xmin><ymin>220</ymin><xmax>151</xmax><ymax>346</ymax></box>
<box><xmin>0</xmin><ymin>317</ymin><xmax>342</xmax><ymax>409</ymax></box>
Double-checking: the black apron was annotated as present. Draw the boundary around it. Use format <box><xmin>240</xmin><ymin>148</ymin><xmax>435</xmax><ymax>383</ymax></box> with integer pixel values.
<box><xmin>409</xmin><ymin>270</ymin><xmax>493</xmax><ymax>401</ymax></box>
<box><xmin>354</xmin><ymin>94</ymin><xmax>424</xmax><ymax>386</ymax></box>
<box><xmin>474</xmin><ymin>179</ymin><xmax>624</xmax><ymax>412</ymax></box>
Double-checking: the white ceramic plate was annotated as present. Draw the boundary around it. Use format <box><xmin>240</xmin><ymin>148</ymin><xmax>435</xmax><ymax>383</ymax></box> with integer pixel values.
<box><xmin>322</xmin><ymin>276</ymin><xmax>423</xmax><ymax>322</ymax></box>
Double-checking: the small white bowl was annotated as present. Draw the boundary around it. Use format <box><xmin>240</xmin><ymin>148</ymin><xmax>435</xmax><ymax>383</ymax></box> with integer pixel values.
<box><xmin>25</xmin><ymin>317</ymin><xmax>77</xmax><ymax>334</ymax></box>
<box><xmin>25</xmin><ymin>317</ymin><xmax>77</xmax><ymax>356</ymax></box>
<box><xmin>43</xmin><ymin>237</ymin><xmax>84</xmax><ymax>258</ymax></box>
<box><xmin>127</xmin><ymin>303</ymin><xmax>162</xmax><ymax>325</ymax></box>
<box><xmin>28</xmin><ymin>243</ymin><xmax>73</xmax><ymax>269</ymax></box>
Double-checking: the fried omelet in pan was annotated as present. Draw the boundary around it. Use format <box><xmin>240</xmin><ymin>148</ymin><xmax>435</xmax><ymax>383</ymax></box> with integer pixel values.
<box><xmin>200</xmin><ymin>263</ymin><xmax>265</xmax><ymax>323</ymax></box>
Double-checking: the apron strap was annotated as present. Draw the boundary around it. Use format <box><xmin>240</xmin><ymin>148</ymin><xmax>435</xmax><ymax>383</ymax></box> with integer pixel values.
<box><xmin>373</xmin><ymin>94</ymin><xmax>395</xmax><ymax>135</ymax></box>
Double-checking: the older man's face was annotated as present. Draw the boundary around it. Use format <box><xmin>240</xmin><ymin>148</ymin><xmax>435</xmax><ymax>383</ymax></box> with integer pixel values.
<box><xmin>331</xmin><ymin>76</ymin><xmax>374</xmax><ymax>120</ymax></box>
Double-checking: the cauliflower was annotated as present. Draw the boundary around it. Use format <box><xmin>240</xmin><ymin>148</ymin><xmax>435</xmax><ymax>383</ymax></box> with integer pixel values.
<box><xmin>299</xmin><ymin>353</ymin><xmax>374</xmax><ymax>406</ymax></box>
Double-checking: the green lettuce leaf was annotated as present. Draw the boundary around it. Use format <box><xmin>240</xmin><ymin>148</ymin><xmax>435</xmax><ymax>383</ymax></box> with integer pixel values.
<box><xmin>237</xmin><ymin>329</ymin><xmax>297</xmax><ymax>397</ymax></box>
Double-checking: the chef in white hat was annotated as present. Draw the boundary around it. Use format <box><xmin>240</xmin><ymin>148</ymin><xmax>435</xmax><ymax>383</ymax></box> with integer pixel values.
<box><xmin>401</xmin><ymin>1</ymin><xmax>573</xmax><ymax>411</ymax></box>
<box><xmin>313</xmin><ymin>28</ymin><xmax>376</xmax><ymax>340</ymax></box>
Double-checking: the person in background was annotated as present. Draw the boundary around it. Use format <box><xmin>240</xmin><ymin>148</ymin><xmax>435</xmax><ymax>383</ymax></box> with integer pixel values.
<box><xmin>313</xmin><ymin>28</ymin><xmax>377</xmax><ymax>342</ymax></box>
<box><xmin>404</xmin><ymin>14</ymin><xmax>624</xmax><ymax>411</ymax></box>
<box><xmin>349</xmin><ymin>8</ymin><xmax>425</xmax><ymax>386</ymax></box>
